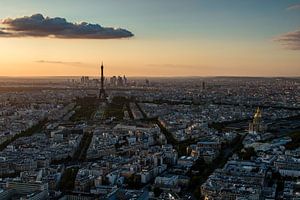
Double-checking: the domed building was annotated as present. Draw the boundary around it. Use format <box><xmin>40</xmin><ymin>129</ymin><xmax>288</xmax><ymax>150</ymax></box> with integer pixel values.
<box><xmin>249</xmin><ymin>107</ymin><xmax>266</xmax><ymax>134</ymax></box>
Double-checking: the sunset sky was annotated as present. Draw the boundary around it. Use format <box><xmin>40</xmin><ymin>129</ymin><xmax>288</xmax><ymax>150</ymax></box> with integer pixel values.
<box><xmin>0</xmin><ymin>0</ymin><xmax>299</xmax><ymax>77</ymax></box>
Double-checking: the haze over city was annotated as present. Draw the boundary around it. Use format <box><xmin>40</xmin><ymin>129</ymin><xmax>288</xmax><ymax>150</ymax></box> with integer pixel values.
<box><xmin>0</xmin><ymin>0</ymin><xmax>300</xmax><ymax>77</ymax></box>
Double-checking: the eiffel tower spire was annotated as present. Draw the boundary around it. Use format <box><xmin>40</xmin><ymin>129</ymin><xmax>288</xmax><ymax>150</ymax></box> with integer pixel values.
<box><xmin>99</xmin><ymin>62</ymin><xmax>107</xmax><ymax>101</ymax></box>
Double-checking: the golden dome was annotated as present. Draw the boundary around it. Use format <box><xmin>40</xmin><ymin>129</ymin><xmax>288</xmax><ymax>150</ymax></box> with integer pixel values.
<box><xmin>254</xmin><ymin>107</ymin><xmax>262</xmax><ymax>119</ymax></box>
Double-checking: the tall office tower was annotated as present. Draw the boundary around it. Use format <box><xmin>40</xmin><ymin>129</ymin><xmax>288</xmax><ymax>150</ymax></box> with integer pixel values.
<box><xmin>117</xmin><ymin>76</ymin><xmax>124</xmax><ymax>86</ymax></box>
<box><xmin>145</xmin><ymin>79</ymin><xmax>150</xmax><ymax>87</ymax></box>
<box><xmin>123</xmin><ymin>75</ymin><xmax>127</xmax><ymax>85</ymax></box>
<box><xmin>110</xmin><ymin>76</ymin><xmax>117</xmax><ymax>86</ymax></box>
<box><xmin>202</xmin><ymin>81</ymin><xmax>206</xmax><ymax>90</ymax></box>
<box><xmin>99</xmin><ymin>62</ymin><xmax>107</xmax><ymax>101</ymax></box>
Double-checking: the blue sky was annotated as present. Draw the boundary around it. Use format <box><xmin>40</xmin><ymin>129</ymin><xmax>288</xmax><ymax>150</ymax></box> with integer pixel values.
<box><xmin>1</xmin><ymin>0</ymin><xmax>299</xmax><ymax>38</ymax></box>
<box><xmin>0</xmin><ymin>0</ymin><xmax>299</xmax><ymax>76</ymax></box>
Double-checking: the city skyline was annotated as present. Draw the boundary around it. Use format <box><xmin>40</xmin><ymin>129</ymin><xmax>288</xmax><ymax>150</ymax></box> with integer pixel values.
<box><xmin>0</xmin><ymin>0</ymin><xmax>300</xmax><ymax>77</ymax></box>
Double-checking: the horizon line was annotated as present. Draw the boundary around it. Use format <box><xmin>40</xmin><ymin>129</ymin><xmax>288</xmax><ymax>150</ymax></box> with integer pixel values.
<box><xmin>0</xmin><ymin>75</ymin><xmax>299</xmax><ymax>79</ymax></box>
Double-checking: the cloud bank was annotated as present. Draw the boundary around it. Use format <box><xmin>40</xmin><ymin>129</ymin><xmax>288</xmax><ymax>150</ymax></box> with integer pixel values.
<box><xmin>287</xmin><ymin>4</ymin><xmax>300</xmax><ymax>11</ymax></box>
<box><xmin>0</xmin><ymin>14</ymin><xmax>134</xmax><ymax>39</ymax></box>
<box><xmin>274</xmin><ymin>29</ymin><xmax>300</xmax><ymax>50</ymax></box>
<box><xmin>36</xmin><ymin>60</ymin><xmax>83</xmax><ymax>65</ymax></box>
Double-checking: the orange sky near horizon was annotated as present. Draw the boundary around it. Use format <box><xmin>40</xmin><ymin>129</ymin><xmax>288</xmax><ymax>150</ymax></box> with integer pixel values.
<box><xmin>0</xmin><ymin>37</ymin><xmax>299</xmax><ymax>77</ymax></box>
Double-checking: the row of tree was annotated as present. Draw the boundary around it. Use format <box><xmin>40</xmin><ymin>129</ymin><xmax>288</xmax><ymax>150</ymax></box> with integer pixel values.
<box><xmin>0</xmin><ymin>119</ymin><xmax>48</xmax><ymax>151</ymax></box>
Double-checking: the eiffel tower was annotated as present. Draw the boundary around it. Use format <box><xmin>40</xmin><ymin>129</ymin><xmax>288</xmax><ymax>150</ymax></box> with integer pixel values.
<box><xmin>99</xmin><ymin>62</ymin><xmax>107</xmax><ymax>101</ymax></box>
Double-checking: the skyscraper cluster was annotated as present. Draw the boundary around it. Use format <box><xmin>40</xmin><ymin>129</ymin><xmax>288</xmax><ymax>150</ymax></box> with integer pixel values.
<box><xmin>80</xmin><ymin>76</ymin><xmax>90</xmax><ymax>84</ymax></box>
<box><xmin>109</xmin><ymin>75</ymin><xmax>127</xmax><ymax>87</ymax></box>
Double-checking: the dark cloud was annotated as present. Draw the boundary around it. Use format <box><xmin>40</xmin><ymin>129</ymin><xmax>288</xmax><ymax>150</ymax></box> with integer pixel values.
<box><xmin>0</xmin><ymin>13</ymin><xmax>134</xmax><ymax>39</ymax></box>
<box><xmin>274</xmin><ymin>29</ymin><xmax>300</xmax><ymax>50</ymax></box>
<box><xmin>36</xmin><ymin>60</ymin><xmax>83</xmax><ymax>65</ymax></box>
<box><xmin>287</xmin><ymin>4</ymin><xmax>300</xmax><ymax>11</ymax></box>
